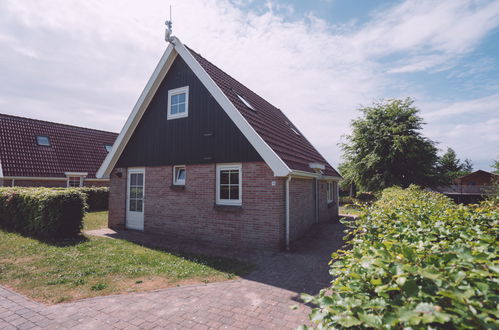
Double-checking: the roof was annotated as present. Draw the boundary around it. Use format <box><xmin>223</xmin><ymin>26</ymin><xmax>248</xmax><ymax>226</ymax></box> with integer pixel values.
<box><xmin>0</xmin><ymin>113</ymin><xmax>118</xmax><ymax>179</ymax></box>
<box><xmin>455</xmin><ymin>170</ymin><xmax>498</xmax><ymax>181</ymax></box>
<box><xmin>97</xmin><ymin>37</ymin><xmax>340</xmax><ymax>179</ymax></box>
<box><xmin>186</xmin><ymin>47</ymin><xmax>340</xmax><ymax>177</ymax></box>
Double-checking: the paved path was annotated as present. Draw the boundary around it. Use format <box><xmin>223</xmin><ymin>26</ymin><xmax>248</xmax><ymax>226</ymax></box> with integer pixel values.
<box><xmin>0</xmin><ymin>222</ymin><xmax>345</xmax><ymax>329</ymax></box>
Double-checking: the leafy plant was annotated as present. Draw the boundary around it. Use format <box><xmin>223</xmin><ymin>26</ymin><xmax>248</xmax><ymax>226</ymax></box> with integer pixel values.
<box><xmin>302</xmin><ymin>186</ymin><xmax>498</xmax><ymax>329</ymax></box>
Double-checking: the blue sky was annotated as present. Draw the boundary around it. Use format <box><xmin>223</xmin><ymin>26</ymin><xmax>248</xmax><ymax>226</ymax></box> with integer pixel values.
<box><xmin>0</xmin><ymin>0</ymin><xmax>498</xmax><ymax>171</ymax></box>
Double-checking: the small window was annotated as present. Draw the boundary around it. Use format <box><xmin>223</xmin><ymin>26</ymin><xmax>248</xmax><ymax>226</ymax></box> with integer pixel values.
<box><xmin>167</xmin><ymin>86</ymin><xmax>189</xmax><ymax>119</ymax></box>
<box><xmin>216</xmin><ymin>164</ymin><xmax>242</xmax><ymax>205</ymax></box>
<box><xmin>68</xmin><ymin>176</ymin><xmax>82</xmax><ymax>187</ymax></box>
<box><xmin>326</xmin><ymin>182</ymin><xmax>334</xmax><ymax>203</ymax></box>
<box><xmin>173</xmin><ymin>165</ymin><xmax>186</xmax><ymax>186</ymax></box>
<box><xmin>237</xmin><ymin>94</ymin><xmax>255</xmax><ymax>111</ymax></box>
<box><xmin>36</xmin><ymin>136</ymin><xmax>50</xmax><ymax>146</ymax></box>
<box><xmin>105</xmin><ymin>145</ymin><xmax>113</xmax><ymax>153</ymax></box>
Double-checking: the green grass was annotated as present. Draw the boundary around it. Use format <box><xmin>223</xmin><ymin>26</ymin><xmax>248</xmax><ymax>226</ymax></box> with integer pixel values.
<box><xmin>83</xmin><ymin>211</ymin><xmax>108</xmax><ymax>230</ymax></box>
<box><xmin>339</xmin><ymin>204</ymin><xmax>361</xmax><ymax>216</ymax></box>
<box><xmin>0</xmin><ymin>212</ymin><xmax>252</xmax><ymax>303</ymax></box>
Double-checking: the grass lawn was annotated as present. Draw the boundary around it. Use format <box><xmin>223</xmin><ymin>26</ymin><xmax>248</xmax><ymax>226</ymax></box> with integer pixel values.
<box><xmin>0</xmin><ymin>211</ymin><xmax>252</xmax><ymax>304</ymax></box>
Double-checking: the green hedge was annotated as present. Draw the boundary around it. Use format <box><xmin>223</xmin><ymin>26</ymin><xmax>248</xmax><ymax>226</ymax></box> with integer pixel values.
<box><xmin>0</xmin><ymin>187</ymin><xmax>86</xmax><ymax>238</ymax></box>
<box><xmin>77</xmin><ymin>187</ymin><xmax>109</xmax><ymax>211</ymax></box>
<box><xmin>303</xmin><ymin>186</ymin><xmax>498</xmax><ymax>329</ymax></box>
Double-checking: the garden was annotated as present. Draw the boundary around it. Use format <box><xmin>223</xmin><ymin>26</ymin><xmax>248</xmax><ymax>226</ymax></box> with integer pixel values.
<box><xmin>0</xmin><ymin>187</ymin><xmax>252</xmax><ymax>303</ymax></box>
<box><xmin>303</xmin><ymin>186</ymin><xmax>498</xmax><ymax>329</ymax></box>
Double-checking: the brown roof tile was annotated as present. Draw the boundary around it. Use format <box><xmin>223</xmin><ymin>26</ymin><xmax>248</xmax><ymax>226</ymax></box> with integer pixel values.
<box><xmin>0</xmin><ymin>113</ymin><xmax>118</xmax><ymax>178</ymax></box>
<box><xmin>187</xmin><ymin>46</ymin><xmax>340</xmax><ymax>177</ymax></box>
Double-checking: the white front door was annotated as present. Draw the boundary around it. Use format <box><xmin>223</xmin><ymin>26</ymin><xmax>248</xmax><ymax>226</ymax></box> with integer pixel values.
<box><xmin>126</xmin><ymin>168</ymin><xmax>145</xmax><ymax>230</ymax></box>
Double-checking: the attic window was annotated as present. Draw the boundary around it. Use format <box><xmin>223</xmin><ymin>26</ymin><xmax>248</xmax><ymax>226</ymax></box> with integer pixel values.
<box><xmin>105</xmin><ymin>145</ymin><xmax>113</xmax><ymax>153</ymax></box>
<box><xmin>167</xmin><ymin>86</ymin><xmax>189</xmax><ymax>120</ymax></box>
<box><xmin>237</xmin><ymin>94</ymin><xmax>255</xmax><ymax>111</ymax></box>
<box><xmin>36</xmin><ymin>136</ymin><xmax>50</xmax><ymax>146</ymax></box>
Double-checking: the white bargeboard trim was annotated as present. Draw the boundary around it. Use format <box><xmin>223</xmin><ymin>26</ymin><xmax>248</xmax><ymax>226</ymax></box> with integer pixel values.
<box><xmin>96</xmin><ymin>37</ymin><xmax>291</xmax><ymax>178</ymax></box>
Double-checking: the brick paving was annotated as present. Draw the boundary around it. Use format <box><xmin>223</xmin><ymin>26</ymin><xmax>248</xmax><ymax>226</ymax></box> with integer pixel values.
<box><xmin>0</xmin><ymin>221</ymin><xmax>346</xmax><ymax>329</ymax></box>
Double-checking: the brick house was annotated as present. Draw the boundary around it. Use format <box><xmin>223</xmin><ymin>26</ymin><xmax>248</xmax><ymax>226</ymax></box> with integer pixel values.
<box><xmin>97</xmin><ymin>36</ymin><xmax>341</xmax><ymax>250</ymax></box>
<box><xmin>0</xmin><ymin>113</ymin><xmax>118</xmax><ymax>187</ymax></box>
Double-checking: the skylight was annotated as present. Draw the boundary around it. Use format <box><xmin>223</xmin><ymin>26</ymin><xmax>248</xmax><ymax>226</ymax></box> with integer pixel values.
<box><xmin>237</xmin><ymin>94</ymin><xmax>255</xmax><ymax>111</ymax></box>
<box><xmin>36</xmin><ymin>136</ymin><xmax>50</xmax><ymax>146</ymax></box>
<box><xmin>285</xmin><ymin>121</ymin><xmax>300</xmax><ymax>136</ymax></box>
<box><xmin>105</xmin><ymin>145</ymin><xmax>113</xmax><ymax>153</ymax></box>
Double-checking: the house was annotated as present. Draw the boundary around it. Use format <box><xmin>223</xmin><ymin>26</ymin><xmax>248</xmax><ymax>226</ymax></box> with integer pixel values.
<box><xmin>0</xmin><ymin>113</ymin><xmax>118</xmax><ymax>187</ymax></box>
<box><xmin>436</xmin><ymin>170</ymin><xmax>497</xmax><ymax>204</ymax></box>
<box><xmin>97</xmin><ymin>35</ymin><xmax>341</xmax><ymax>251</ymax></box>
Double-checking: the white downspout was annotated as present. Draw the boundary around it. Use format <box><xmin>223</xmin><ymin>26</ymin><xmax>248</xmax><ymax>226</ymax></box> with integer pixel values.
<box><xmin>285</xmin><ymin>176</ymin><xmax>292</xmax><ymax>250</ymax></box>
<box><xmin>315</xmin><ymin>178</ymin><xmax>319</xmax><ymax>224</ymax></box>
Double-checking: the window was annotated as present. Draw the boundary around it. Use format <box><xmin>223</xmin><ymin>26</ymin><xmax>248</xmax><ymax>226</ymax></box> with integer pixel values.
<box><xmin>68</xmin><ymin>176</ymin><xmax>82</xmax><ymax>187</ymax></box>
<box><xmin>36</xmin><ymin>136</ymin><xmax>50</xmax><ymax>146</ymax></box>
<box><xmin>237</xmin><ymin>94</ymin><xmax>255</xmax><ymax>111</ymax></box>
<box><xmin>216</xmin><ymin>164</ymin><xmax>242</xmax><ymax>205</ymax></box>
<box><xmin>167</xmin><ymin>86</ymin><xmax>189</xmax><ymax>119</ymax></box>
<box><xmin>326</xmin><ymin>182</ymin><xmax>334</xmax><ymax>203</ymax></box>
<box><xmin>173</xmin><ymin>165</ymin><xmax>186</xmax><ymax>185</ymax></box>
<box><xmin>105</xmin><ymin>145</ymin><xmax>113</xmax><ymax>153</ymax></box>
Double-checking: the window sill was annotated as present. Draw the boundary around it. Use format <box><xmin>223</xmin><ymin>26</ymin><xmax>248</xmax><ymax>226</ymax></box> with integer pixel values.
<box><xmin>170</xmin><ymin>185</ymin><xmax>186</xmax><ymax>191</ymax></box>
<box><xmin>214</xmin><ymin>204</ymin><xmax>243</xmax><ymax>213</ymax></box>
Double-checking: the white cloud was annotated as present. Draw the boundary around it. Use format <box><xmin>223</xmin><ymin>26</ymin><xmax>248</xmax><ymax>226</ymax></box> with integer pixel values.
<box><xmin>0</xmin><ymin>0</ymin><xmax>498</xmax><ymax>170</ymax></box>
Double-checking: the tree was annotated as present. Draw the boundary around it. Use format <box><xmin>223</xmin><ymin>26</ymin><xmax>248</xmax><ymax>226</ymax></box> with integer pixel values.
<box><xmin>437</xmin><ymin>147</ymin><xmax>473</xmax><ymax>184</ymax></box>
<box><xmin>492</xmin><ymin>157</ymin><xmax>499</xmax><ymax>174</ymax></box>
<box><xmin>339</xmin><ymin>98</ymin><xmax>439</xmax><ymax>192</ymax></box>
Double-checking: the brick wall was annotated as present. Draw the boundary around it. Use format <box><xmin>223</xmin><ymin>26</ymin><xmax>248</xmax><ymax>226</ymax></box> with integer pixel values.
<box><xmin>317</xmin><ymin>180</ymin><xmax>339</xmax><ymax>223</ymax></box>
<box><xmin>108</xmin><ymin>162</ymin><xmax>286</xmax><ymax>250</ymax></box>
<box><xmin>108</xmin><ymin>168</ymin><xmax>127</xmax><ymax>229</ymax></box>
<box><xmin>288</xmin><ymin>178</ymin><xmax>315</xmax><ymax>242</ymax></box>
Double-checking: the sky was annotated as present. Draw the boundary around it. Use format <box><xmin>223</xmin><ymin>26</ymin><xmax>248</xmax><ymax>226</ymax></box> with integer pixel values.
<box><xmin>0</xmin><ymin>0</ymin><xmax>498</xmax><ymax>171</ymax></box>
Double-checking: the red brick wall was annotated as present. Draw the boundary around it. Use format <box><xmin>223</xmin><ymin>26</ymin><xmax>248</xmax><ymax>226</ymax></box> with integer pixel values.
<box><xmin>289</xmin><ymin>178</ymin><xmax>315</xmax><ymax>242</ymax></box>
<box><xmin>108</xmin><ymin>162</ymin><xmax>286</xmax><ymax>250</ymax></box>
<box><xmin>109</xmin><ymin>168</ymin><xmax>127</xmax><ymax>229</ymax></box>
<box><xmin>317</xmin><ymin>180</ymin><xmax>339</xmax><ymax>223</ymax></box>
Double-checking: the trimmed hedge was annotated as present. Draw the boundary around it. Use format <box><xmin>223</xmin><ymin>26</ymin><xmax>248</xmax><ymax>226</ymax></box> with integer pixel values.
<box><xmin>0</xmin><ymin>187</ymin><xmax>86</xmax><ymax>238</ymax></box>
<box><xmin>303</xmin><ymin>186</ymin><xmax>498</xmax><ymax>329</ymax></box>
<box><xmin>77</xmin><ymin>187</ymin><xmax>109</xmax><ymax>211</ymax></box>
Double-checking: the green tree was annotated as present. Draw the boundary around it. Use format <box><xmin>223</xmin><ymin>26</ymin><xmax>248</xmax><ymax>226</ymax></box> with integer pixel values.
<box><xmin>339</xmin><ymin>98</ymin><xmax>439</xmax><ymax>192</ymax></box>
<box><xmin>492</xmin><ymin>157</ymin><xmax>499</xmax><ymax>174</ymax></box>
<box><xmin>437</xmin><ymin>147</ymin><xmax>473</xmax><ymax>184</ymax></box>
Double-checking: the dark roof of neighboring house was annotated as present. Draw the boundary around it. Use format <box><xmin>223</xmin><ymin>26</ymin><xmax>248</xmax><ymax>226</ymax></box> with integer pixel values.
<box><xmin>187</xmin><ymin>47</ymin><xmax>340</xmax><ymax>177</ymax></box>
<box><xmin>455</xmin><ymin>170</ymin><xmax>498</xmax><ymax>181</ymax></box>
<box><xmin>0</xmin><ymin>113</ymin><xmax>118</xmax><ymax>179</ymax></box>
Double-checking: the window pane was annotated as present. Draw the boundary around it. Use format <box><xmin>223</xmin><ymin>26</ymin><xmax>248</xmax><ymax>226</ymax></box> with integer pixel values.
<box><xmin>177</xmin><ymin>168</ymin><xmax>186</xmax><ymax>181</ymax></box>
<box><xmin>136</xmin><ymin>200</ymin><xmax>143</xmax><ymax>212</ymax></box>
<box><xmin>220</xmin><ymin>185</ymin><xmax>230</xmax><ymax>199</ymax></box>
<box><xmin>137</xmin><ymin>174</ymin><xmax>143</xmax><ymax>185</ymax></box>
<box><xmin>177</xmin><ymin>103</ymin><xmax>185</xmax><ymax>113</ymax></box>
<box><xmin>230</xmin><ymin>171</ymin><xmax>239</xmax><ymax>184</ymax></box>
<box><xmin>220</xmin><ymin>171</ymin><xmax>230</xmax><ymax>184</ymax></box>
<box><xmin>130</xmin><ymin>187</ymin><xmax>137</xmax><ymax>199</ymax></box>
<box><xmin>131</xmin><ymin>174</ymin><xmax>137</xmax><ymax>186</ymax></box>
<box><xmin>229</xmin><ymin>186</ymin><xmax>239</xmax><ymax>200</ymax></box>
<box><xmin>171</xmin><ymin>104</ymin><xmax>178</xmax><ymax>114</ymax></box>
<box><xmin>136</xmin><ymin>187</ymin><xmax>143</xmax><ymax>199</ymax></box>
<box><xmin>178</xmin><ymin>93</ymin><xmax>185</xmax><ymax>103</ymax></box>
<box><xmin>37</xmin><ymin>136</ymin><xmax>50</xmax><ymax>146</ymax></box>
<box><xmin>129</xmin><ymin>200</ymin><xmax>136</xmax><ymax>212</ymax></box>
<box><xmin>171</xmin><ymin>94</ymin><xmax>179</xmax><ymax>105</ymax></box>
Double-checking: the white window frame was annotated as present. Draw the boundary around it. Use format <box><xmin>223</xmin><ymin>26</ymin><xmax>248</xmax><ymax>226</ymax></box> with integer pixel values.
<box><xmin>167</xmin><ymin>86</ymin><xmax>189</xmax><ymax>120</ymax></box>
<box><xmin>173</xmin><ymin>165</ymin><xmax>186</xmax><ymax>186</ymax></box>
<box><xmin>326</xmin><ymin>181</ymin><xmax>334</xmax><ymax>203</ymax></box>
<box><xmin>67</xmin><ymin>176</ymin><xmax>83</xmax><ymax>187</ymax></box>
<box><xmin>216</xmin><ymin>163</ymin><xmax>242</xmax><ymax>206</ymax></box>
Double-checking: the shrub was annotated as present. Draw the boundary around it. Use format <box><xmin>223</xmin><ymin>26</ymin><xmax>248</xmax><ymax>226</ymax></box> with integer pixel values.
<box><xmin>77</xmin><ymin>187</ymin><xmax>109</xmax><ymax>211</ymax></box>
<box><xmin>302</xmin><ymin>186</ymin><xmax>498</xmax><ymax>329</ymax></box>
<box><xmin>0</xmin><ymin>187</ymin><xmax>86</xmax><ymax>238</ymax></box>
<box><xmin>355</xmin><ymin>191</ymin><xmax>376</xmax><ymax>204</ymax></box>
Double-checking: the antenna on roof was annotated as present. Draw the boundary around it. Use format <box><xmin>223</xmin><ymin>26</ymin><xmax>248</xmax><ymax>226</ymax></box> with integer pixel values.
<box><xmin>165</xmin><ymin>5</ymin><xmax>175</xmax><ymax>44</ymax></box>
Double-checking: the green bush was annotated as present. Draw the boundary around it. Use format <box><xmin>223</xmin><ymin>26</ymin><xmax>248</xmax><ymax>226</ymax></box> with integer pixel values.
<box><xmin>0</xmin><ymin>187</ymin><xmax>86</xmax><ymax>238</ymax></box>
<box><xmin>303</xmin><ymin>186</ymin><xmax>498</xmax><ymax>329</ymax></box>
<box><xmin>77</xmin><ymin>187</ymin><xmax>109</xmax><ymax>211</ymax></box>
<box><xmin>355</xmin><ymin>191</ymin><xmax>376</xmax><ymax>204</ymax></box>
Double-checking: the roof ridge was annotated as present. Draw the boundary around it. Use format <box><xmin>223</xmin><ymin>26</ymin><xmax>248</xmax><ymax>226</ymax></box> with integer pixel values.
<box><xmin>0</xmin><ymin>112</ymin><xmax>119</xmax><ymax>136</ymax></box>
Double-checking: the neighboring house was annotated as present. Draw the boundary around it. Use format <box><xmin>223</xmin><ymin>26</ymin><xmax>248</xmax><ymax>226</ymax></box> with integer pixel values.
<box><xmin>436</xmin><ymin>170</ymin><xmax>498</xmax><ymax>204</ymax></box>
<box><xmin>97</xmin><ymin>36</ymin><xmax>342</xmax><ymax>251</ymax></box>
<box><xmin>0</xmin><ymin>113</ymin><xmax>118</xmax><ymax>187</ymax></box>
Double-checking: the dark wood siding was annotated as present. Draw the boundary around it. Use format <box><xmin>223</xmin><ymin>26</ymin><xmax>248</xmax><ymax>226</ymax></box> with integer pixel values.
<box><xmin>116</xmin><ymin>56</ymin><xmax>262</xmax><ymax>168</ymax></box>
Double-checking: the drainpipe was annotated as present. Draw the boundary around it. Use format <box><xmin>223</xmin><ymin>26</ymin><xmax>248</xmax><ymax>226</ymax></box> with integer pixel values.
<box><xmin>315</xmin><ymin>178</ymin><xmax>319</xmax><ymax>224</ymax></box>
<box><xmin>11</xmin><ymin>179</ymin><xmax>15</xmax><ymax>187</ymax></box>
<box><xmin>285</xmin><ymin>175</ymin><xmax>292</xmax><ymax>250</ymax></box>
